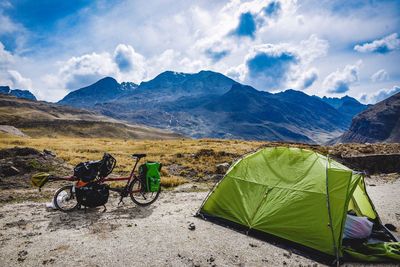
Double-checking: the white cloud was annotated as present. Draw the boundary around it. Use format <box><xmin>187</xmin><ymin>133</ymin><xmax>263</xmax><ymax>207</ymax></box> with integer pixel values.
<box><xmin>230</xmin><ymin>34</ymin><xmax>328</xmax><ymax>91</ymax></box>
<box><xmin>0</xmin><ymin>42</ymin><xmax>32</xmax><ymax>90</ymax></box>
<box><xmin>323</xmin><ymin>61</ymin><xmax>361</xmax><ymax>94</ymax></box>
<box><xmin>113</xmin><ymin>44</ymin><xmax>146</xmax><ymax>77</ymax></box>
<box><xmin>360</xmin><ymin>85</ymin><xmax>400</xmax><ymax>104</ymax></box>
<box><xmin>50</xmin><ymin>44</ymin><xmax>147</xmax><ymax>91</ymax></box>
<box><xmin>354</xmin><ymin>33</ymin><xmax>400</xmax><ymax>53</ymax></box>
<box><xmin>0</xmin><ymin>41</ymin><xmax>13</xmax><ymax>66</ymax></box>
<box><xmin>59</xmin><ymin>52</ymin><xmax>117</xmax><ymax>90</ymax></box>
<box><xmin>370</xmin><ymin>69</ymin><xmax>389</xmax><ymax>82</ymax></box>
<box><xmin>4</xmin><ymin>70</ymin><xmax>32</xmax><ymax>89</ymax></box>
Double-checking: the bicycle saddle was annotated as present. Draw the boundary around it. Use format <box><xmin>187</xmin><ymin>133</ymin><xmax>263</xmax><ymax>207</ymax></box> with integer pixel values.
<box><xmin>132</xmin><ymin>153</ymin><xmax>146</xmax><ymax>159</ymax></box>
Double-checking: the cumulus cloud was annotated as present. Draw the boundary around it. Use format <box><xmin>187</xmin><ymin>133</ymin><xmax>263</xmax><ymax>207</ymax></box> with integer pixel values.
<box><xmin>3</xmin><ymin>70</ymin><xmax>32</xmax><ymax>89</ymax></box>
<box><xmin>59</xmin><ymin>52</ymin><xmax>116</xmax><ymax>90</ymax></box>
<box><xmin>245</xmin><ymin>45</ymin><xmax>298</xmax><ymax>89</ymax></box>
<box><xmin>360</xmin><ymin>85</ymin><xmax>400</xmax><ymax>104</ymax></box>
<box><xmin>370</xmin><ymin>69</ymin><xmax>389</xmax><ymax>82</ymax></box>
<box><xmin>323</xmin><ymin>62</ymin><xmax>361</xmax><ymax>94</ymax></box>
<box><xmin>0</xmin><ymin>41</ymin><xmax>32</xmax><ymax>89</ymax></box>
<box><xmin>354</xmin><ymin>33</ymin><xmax>400</xmax><ymax>54</ymax></box>
<box><xmin>54</xmin><ymin>44</ymin><xmax>147</xmax><ymax>91</ymax></box>
<box><xmin>229</xmin><ymin>35</ymin><xmax>328</xmax><ymax>91</ymax></box>
<box><xmin>0</xmin><ymin>41</ymin><xmax>13</xmax><ymax>66</ymax></box>
<box><xmin>113</xmin><ymin>44</ymin><xmax>145</xmax><ymax>74</ymax></box>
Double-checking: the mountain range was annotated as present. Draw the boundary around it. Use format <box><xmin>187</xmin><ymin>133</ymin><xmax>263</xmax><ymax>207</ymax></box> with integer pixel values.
<box><xmin>57</xmin><ymin>70</ymin><xmax>369</xmax><ymax>143</ymax></box>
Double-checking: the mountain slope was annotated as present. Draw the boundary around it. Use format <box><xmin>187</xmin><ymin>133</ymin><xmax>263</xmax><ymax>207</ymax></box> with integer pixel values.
<box><xmin>0</xmin><ymin>86</ymin><xmax>37</xmax><ymax>101</ymax></box>
<box><xmin>339</xmin><ymin>92</ymin><xmax>400</xmax><ymax>143</ymax></box>
<box><xmin>0</xmin><ymin>94</ymin><xmax>181</xmax><ymax>139</ymax></box>
<box><xmin>58</xmin><ymin>77</ymin><xmax>138</xmax><ymax>108</ymax></box>
<box><xmin>199</xmin><ymin>85</ymin><xmax>347</xmax><ymax>142</ymax></box>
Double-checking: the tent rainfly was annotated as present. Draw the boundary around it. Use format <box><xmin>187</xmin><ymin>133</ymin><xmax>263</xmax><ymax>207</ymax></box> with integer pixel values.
<box><xmin>197</xmin><ymin>147</ymin><xmax>399</xmax><ymax>263</ymax></box>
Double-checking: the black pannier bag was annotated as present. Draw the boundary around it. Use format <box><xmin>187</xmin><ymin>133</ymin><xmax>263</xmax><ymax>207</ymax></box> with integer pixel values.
<box><xmin>75</xmin><ymin>183</ymin><xmax>109</xmax><ymax>208</ymax></box>
<box><xmin>74</xmin><ymin>153</ymin><xmax>116</xmax><ymax>182</ymax></box>
<box><xmin>73</xmin><ymin>161</ymin><xmax>100</xmax><ymax>182</ymax></box>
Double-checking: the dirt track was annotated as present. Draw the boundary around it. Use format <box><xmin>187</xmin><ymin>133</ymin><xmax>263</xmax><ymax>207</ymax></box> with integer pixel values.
<box><xmin>0</xmin><ymin>179</ymin><xmax>399</xmax><ymax>267</ymax></box>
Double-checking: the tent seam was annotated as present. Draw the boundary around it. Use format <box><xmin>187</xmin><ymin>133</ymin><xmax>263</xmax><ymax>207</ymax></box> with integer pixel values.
<box><xmin>325</xmin><ymin>156</ymin><xmax>340</xmax><ymax>265</ymax></box>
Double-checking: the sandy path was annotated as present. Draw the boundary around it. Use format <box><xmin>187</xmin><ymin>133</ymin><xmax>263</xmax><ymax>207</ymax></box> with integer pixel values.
<box><xmin>0</xmin><ymin>181</ymin><xmax>399</xmax><ymax>267</ymax></box>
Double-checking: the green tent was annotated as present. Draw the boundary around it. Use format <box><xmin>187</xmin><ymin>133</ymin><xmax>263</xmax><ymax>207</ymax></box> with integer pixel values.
<box><xmin>197</xmin><ymin>147</ymin><xmax>399</xmax><ymax>263</ymax></box>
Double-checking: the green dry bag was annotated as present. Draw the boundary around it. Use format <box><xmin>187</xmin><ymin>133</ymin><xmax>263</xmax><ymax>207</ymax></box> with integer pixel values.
<box><xmin>139</xmin><ymin>162</ymin><xmax>161</xmax><ymax>192</ymax></box>
<box><xmin>31</xmin><ymin>172</ymin><xmax>51</xmax><ymax>188</ymax></box>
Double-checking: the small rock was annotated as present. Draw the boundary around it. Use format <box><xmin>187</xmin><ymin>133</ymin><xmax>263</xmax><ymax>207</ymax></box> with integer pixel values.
<box><xmin>207</xmin><ymin>256</ymin><xmax>215</xmax><ymax>263</ymax></box>
<box><xmin>42</xmin><ymin>258</ymin><xmax>55</xmax><ymax>265</ymax></box>
<box><xmin>283</xmin><ymin>251</ymin><xmax>292</xmax><ymax>258</ymax></box>
<box><xmin>216</xmin><ymin>163</ymin><xmax>230</xmax><ymax>174</ymax></box>
<box><xmin>249</xmin><ymin>243</ymin><xmax>258</xmax><ymax>247</ymax></box>
<box><xmin>43</xmin><ymin>149</ymin><xmax>56</xmax><ymax>157</ymax></box>
<box><xmin>283</xmin><ymin>261</ymin><xmax>287</xmax><ymax>265</ymax></box>
<box><xmin>17</xmin><ymin>250</ymin><xmax>28</xmax><ymax>262</ymax></box>
<box><xmin>188</xmin><ymin>222</ymin><xmax>196</xmax><ymax>231</ymax></box>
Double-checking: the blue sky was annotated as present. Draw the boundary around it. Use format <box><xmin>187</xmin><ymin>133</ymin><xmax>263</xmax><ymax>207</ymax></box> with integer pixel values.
<box><xmin>0</xmin><ymin>0</ymin><xmax>399</xmax><ymax>103</ymax></box>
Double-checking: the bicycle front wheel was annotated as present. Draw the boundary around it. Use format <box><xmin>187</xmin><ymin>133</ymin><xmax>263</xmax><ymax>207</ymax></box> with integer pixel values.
<box><xmin>129</xmin><ymin>178</ymin><xmax>161</xmax><ymax>206</ymax></box>
<box><xmin>53</xmin><ymin>185</ymin><xmax>79</xmax><ymax>212</ymax></box>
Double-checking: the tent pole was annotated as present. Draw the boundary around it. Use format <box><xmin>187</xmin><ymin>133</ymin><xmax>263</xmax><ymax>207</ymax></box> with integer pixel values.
<box><xmin>325</xmin><ymin>155</ymin><xmax>340</xmax><ymax>266</ymax></box>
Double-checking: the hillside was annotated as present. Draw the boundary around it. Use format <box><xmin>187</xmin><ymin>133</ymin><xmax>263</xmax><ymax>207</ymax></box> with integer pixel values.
<box><xmin>340</xmin><ymin>92</ymin><xmax>400</xmax><ymax>143</ymax></box>
<box><xmin>0</xmin><ymin>94</ymin><xmax>181</xmax><ymax>139</ymax></box>
<box><xmin>59</xmin><ymin>71</ymin><xmax>355</xmax><ymax>143</ymax></box>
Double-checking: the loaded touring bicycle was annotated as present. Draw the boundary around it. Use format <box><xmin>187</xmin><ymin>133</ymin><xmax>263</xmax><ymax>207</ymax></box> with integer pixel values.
<box><xmin>32</xmin><ymin>153</ymin><xmax>162</xmax><ymax>212</ymax></box>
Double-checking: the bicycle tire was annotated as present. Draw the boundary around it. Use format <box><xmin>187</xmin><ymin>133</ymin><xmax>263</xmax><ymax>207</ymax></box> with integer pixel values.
<box><xmin>129</xmin><ymin>178</ymin><xmax>161</xmax><ymax>206</ymax></box>
<box><xmin>53</xmin><ymin>185</ymin><xmax>79</xmax><ymax>212</ymax></box>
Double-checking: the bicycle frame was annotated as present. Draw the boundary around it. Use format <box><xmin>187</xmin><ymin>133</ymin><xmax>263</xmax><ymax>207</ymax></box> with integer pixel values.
<box><xmin>51</xmin><ymin>156</ymin><xmax>142</xmax><ymax>190</ymax></box>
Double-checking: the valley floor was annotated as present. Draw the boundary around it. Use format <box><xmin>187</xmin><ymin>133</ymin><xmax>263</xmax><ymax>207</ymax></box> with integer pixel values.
<box><xmin>0</xmin><ymin>177</ymin><xmax>399</xmax><ymax>267</ymax></box>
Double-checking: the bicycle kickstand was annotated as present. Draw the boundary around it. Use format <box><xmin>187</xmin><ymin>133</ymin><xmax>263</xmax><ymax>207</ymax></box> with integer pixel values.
<box><xmin>118</xmin><ymin>197</ymin><xmax>125</xmax><ymax>206</ymax></box>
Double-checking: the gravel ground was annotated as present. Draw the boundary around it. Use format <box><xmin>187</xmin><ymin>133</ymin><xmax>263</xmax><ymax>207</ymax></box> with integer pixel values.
<box><xmin>0</xmin><ymin>179</ymin><xmax>399</xmax><ymax>267</ymax></box>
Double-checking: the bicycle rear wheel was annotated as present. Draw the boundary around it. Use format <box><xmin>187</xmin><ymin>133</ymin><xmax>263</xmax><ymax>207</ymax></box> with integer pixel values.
<box><xmin>53</xmin><ymin>185</ymin><xmax>79</xmax><ymax>212</ymax></box>
<box><xmin>129</xmin><ymin>178</ymin><xmax>161</xmax><ymax>206</ymax></box>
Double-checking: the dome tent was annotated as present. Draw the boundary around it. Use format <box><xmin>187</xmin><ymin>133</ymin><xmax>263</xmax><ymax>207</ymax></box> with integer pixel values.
<box><xmin>197</xmin><ymin>147</ymin><xmax>399</xmax><ymax>263</ymax></box>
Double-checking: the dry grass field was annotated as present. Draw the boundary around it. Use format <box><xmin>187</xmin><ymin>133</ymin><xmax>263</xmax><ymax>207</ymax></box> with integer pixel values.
<box><xmin>1</xmin><ymin>133</ymin><xmax>400</xmax><ymax>188</ymax></box>
<box><xmin>0</xmin><ymin>134</ymin><xmax>267</xmax><ymax>187</ymax></box>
